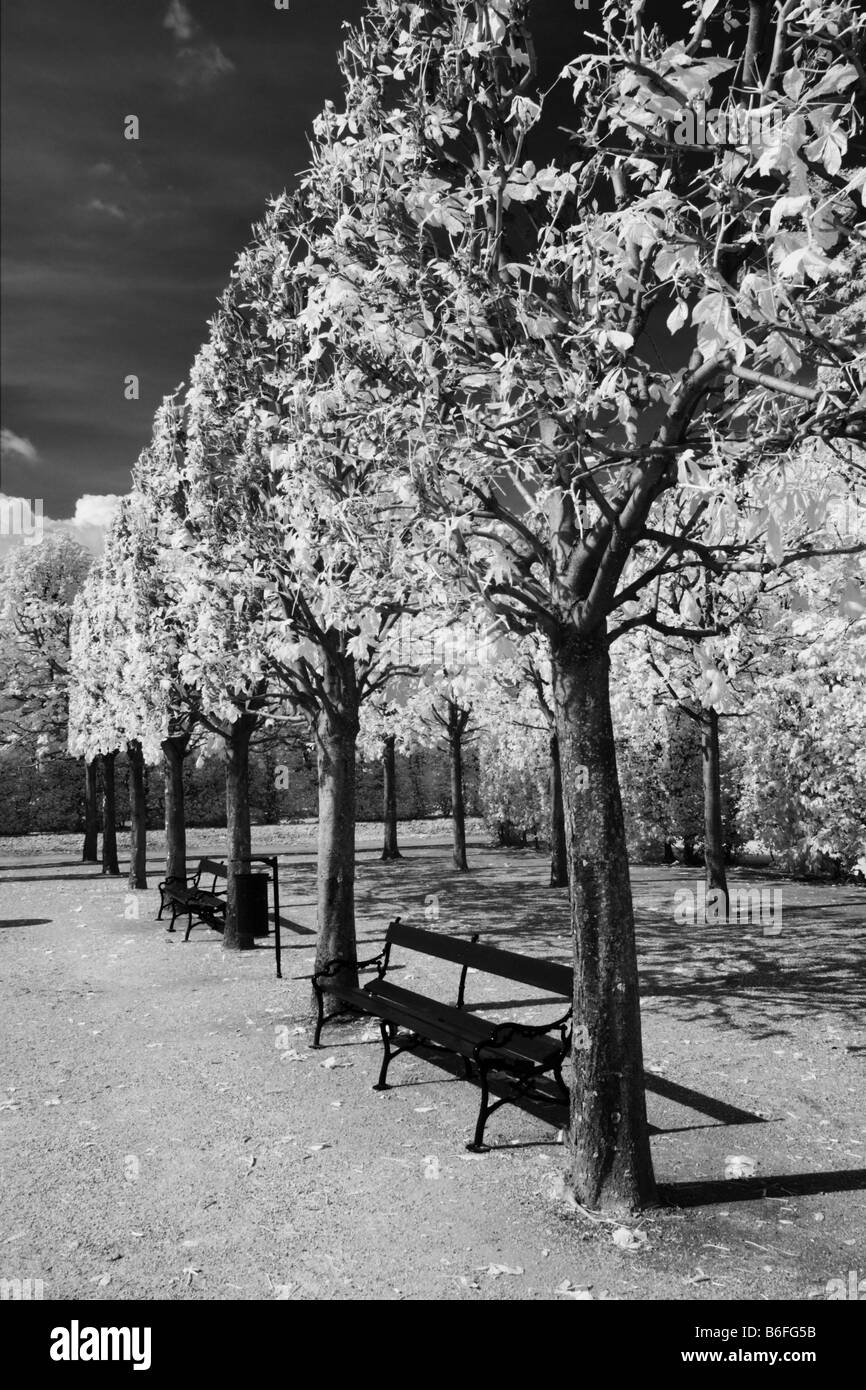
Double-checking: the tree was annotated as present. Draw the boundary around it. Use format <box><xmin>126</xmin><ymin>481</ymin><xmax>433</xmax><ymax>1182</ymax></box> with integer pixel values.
<box><xmin>127</xmin><ymin>397</ymin><xmax>206</xmax><ymax>890</ymax></box>
<box><xmin>489</xmin><ymin>635</ymin><xmax>569</xmax><ymax>883</ymax></box>
<box><xmin>0</xmin><ymin>535</ymin><xmax>94</xmax><ymax>858</ymax></box>
<box><xmin>380</xmin><ymin>733</ymin><xmax>402</xmax><ymax>860</ymax></box>
<box><xmin>286</xmin><ymin>0</ymin><xmax>865</xmax><ymax>1210</ymax></box>
<box><xmin>166</xmin><ymin>199</ymin><xmax>427</xmax><ymax>985</ymax></box>
<box><xmin>357</xmin><ymin>698</ymin><xmax>405</xmax><ymax>859</ymax></box>
<box><xmin>68</xmin><ymin>557</ymin><xmax>124</xmax><ymax>876</ymax></box>
<box><xmin>734</xmin><ymin>483</ymin><xmax>866</xmax><ymax>877</ymax></box>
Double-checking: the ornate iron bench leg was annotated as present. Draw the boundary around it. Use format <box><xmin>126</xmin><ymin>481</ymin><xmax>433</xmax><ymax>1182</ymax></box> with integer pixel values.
<box><xmin>183</xmin><ymin>911</ymin><xmax>195</xmax><ymax>943</ymax></box>
<box><xmin>311</xmin><ymin>981</ymin><xmax>326</xmax><ymax>1049</ymax></box>
<box><xmin>466</xmin><ymin>1062</ymin><xmax>491</xmax><ymax>1152</ymax></box>
<box><xmin>373</xmin><ymin>1019</ymin><xmax>395</xmax><ymax>1091</ymax></box>
<box><xmin>167</xmin><ymin>900</ymin><xmax>178</xmax><ymax>933</ymax></box>
<box><xmin>157</xmin><ymin>889</ymin><xmax>166</xmax><ymax>921</ymax></box>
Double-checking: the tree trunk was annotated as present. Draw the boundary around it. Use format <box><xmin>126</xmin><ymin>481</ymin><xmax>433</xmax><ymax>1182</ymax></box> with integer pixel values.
<box><xmin>381</xmin><ymin>734</ymin><xmax>401</xmax><ymax>860</ymax></box>
<box><xmin>313</xmin><ymin>696</ymin><xmax>359</xmax><ymax>1016</ymax></box>
<box><xmin>82</xmin><ymin>758</ymin><xmax>99</xmax><ymax>863</ymax></box>
<box><xmin>162</xmin><ymin>734</ymin><xmax>189</xmax><ymax>886</ymax></box>
<box><xmin>551</xmin><ymin>626</ymin><xmax>657</xmax><ymax>1214</ymax></box>
<box><xmin>549</xmin><ymin>731</ymin><xmax>568</xmax><ymax>888</ymax></box>
<box><xmin>224</xmin><ymin>714</ymin><xmax>255</xmax><ymax>951</ymax></box>
<box><xmin>701</xmin><ymin>707</ymin><xmax>728</xmax><ymax>907</ymax></box>
<box><xmin>448</xmin><ymin>701</ymin><xmax>469</xmax><ymax>872</ymax></box>
<box><xmin>100</xmin><ymin>752</ymin><xmax>120</xmax><ymax>876</ymax></box>
<box><xmin>127</xmin><ymin>742</ymin><xmax>148</xmax><ymax>890</ymax></box>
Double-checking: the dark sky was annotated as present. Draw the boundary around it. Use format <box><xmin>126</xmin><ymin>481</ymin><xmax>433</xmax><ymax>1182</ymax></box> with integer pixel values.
<box><xmin>1</xmin><ymin>0</ymin><xmax>365</xmax><ymax>515</ymax></box>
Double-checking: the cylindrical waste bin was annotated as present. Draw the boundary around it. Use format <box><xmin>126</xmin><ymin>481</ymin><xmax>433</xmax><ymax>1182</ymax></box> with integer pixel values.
<box><xmin>235</xmin><ymin>873</ymin><xmax>270</xmax><ymax>938</ymax></box>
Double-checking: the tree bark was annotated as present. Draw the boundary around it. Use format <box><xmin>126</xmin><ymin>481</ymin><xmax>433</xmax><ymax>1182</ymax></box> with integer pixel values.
<box><xmin>162</xmin><ymin>734</ymin><xmax>189</xmax><ymax>887</ymax></box>
<box><xmin>102</xmin><ymin>756</ymin><xmax>123</xmax><ymax>872</ymax></box>
<box><xmin>551</xmin><ymin>625</ymin><xmax>657</xmax><ymax>1214</ymax></box>
<box><xmin>549</xmin><ymin>731</ymin><xmax>568</xmax><ymax>888</ymax></box>
<box><xmin>381</xmin><ymin>734</ymin><xmax>401</xmax><ymax>860</ymax></box>
<box><xmin>313</xmin><ymin>684</ymin><xmax>359</xmax><ymax>1016</ymax></box>
<box><xmin>82</xmin><ymin>758</ymin><xmax>99</xmax><ymax>863</ymax></box>
<box><xmin>701</xmin><ymin>707</ymin><xmax>728</xmax><ymax>906</ymax></box>
<box><xmin>224</xmin><ymin>714</ymin><xmax>255</xmax><ymax>950</ymax></box>
<box><xmin>100</xmin><ymin>751</ymin><xmax>120</xmax><ymax>876</ymax></box>
<box><xmin>127</xmin><ymin>741</ymin><xmax>148</xmax><ymax>890</ymax></box>
<box><xmin>448</xmin><ymin>700</ymin><xmax>469</xmax><ymax>872</ymax></box>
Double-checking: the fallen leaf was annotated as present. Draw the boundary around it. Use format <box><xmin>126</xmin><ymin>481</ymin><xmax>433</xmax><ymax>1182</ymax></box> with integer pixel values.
<box><xmin>725</xmin><ymin>1154</ymin><xmax>758</xmax><ymax>1179</ymax></box>
<box><xmin>556</xmin><ymin>1279</ymin><xmax>593</xmax><ymax>1299</ymax></box>
<box><xmin>612</xmin><ymin>1227</ymin><xmax>649</xmax><ymax>1252</ymax></box>
<box><xmin>477</xmin><ymin>1264</ymin><xmax>524</xmax><ymax>1278</ymax></box>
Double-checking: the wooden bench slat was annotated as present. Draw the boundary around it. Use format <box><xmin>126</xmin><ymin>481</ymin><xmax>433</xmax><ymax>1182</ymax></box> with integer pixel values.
<box><xmin>370</xmin><ymin>996</ymin><xmax>562</xmax><ymax>1068</ymax></box>
<box><xmin>368</xmin><ymin>982</ymin><xmax>563</xmax><ymax>1064</ymax></box>
<box><xmin>388</xmin><ymin>923</ymin><xmax>571</xmax><ymax>996</ymax></box>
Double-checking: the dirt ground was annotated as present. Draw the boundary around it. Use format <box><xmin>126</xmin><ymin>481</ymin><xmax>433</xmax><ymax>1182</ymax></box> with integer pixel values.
<box><xmin>1</xmin><ymin>821</ymin><xmax>864</xmax><ymax>1301</ymax></box>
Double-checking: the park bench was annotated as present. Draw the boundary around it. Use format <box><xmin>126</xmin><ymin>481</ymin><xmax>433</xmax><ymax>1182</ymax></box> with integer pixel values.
<box><xmin>309</xmin><ymin>920</ymin><xmax>573</xmax><ymax>1151</ymax></box>
<box><xmin>157</xmin><ymin>859</ymin><xmax>227</xmax><ymax>940</ymax></box>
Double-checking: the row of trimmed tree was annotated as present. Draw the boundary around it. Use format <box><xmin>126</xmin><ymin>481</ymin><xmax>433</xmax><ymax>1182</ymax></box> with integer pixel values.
<box><xmin>54</xmin><ymin>0</ymin><xmax>866</xmax><ymax>1212</ymax></box>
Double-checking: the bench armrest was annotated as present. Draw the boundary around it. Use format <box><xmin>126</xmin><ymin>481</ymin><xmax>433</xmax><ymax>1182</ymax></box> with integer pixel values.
<box><xmin>158</xmin><ymin>873</ymin><xmax>198</xmax><ymax>889</ymax></box>
<box><xmin>301</xmin><ymin>950</ymin><xmax>386</xmax><ymax>985</ymax></box>
<box><xmin>475</xmin><ymin>1006</ymin><xmax>573</xmax><ymax>1056</ymax></box>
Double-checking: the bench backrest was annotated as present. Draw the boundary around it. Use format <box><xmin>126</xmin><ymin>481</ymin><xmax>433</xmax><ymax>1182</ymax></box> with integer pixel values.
<box><xmin>197</xmin><ymin>858</ymin><xmax>227</xmax><ymax>880</ymax></box>
<box><xmin>384</xmin><ymin>921</ymin><xmax>571</xmax><ymax>999</ymax></box>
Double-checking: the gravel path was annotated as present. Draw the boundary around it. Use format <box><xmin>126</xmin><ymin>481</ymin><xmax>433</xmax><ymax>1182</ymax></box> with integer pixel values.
<box><xmin>2</xmin><ymin>827</ymin><xmax>864</xmax><ymax>1300</ymax></box>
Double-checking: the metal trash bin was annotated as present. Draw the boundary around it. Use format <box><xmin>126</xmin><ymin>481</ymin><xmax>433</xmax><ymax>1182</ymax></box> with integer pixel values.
<box><xmin>235</xmin><ymin>872</ymin><xmax>270</xmax><ymax>938</ymax></box>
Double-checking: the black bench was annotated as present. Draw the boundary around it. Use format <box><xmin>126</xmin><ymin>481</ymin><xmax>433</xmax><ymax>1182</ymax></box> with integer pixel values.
<box><xmin>310</xmin><ymin>920</ymin><xmax>573</xmax><ymax>1151</ymax></box>
<box><xmin>157</xmin><ymin>859</ymin><xmax>227</xmax><ymax>940</ymax></box>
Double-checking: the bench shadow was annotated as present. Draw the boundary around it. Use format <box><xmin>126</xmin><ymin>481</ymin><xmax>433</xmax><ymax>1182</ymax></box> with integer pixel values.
<box><xmin>0</xmin><ymin>918</ymin><xmax>53</xmax><ymax>928</ymax></box>
<box><xmin>375</xmin><ymin>1043</ymin><xmax>765</xmax><ymax>1141</ymax></box>
<box><xmin>661</xmin><ymin>1168</ymin><xmax>866</xmax><ymax>1207</ymax></box>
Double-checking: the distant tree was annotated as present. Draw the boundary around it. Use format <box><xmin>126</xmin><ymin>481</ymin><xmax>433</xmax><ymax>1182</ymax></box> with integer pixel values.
<box><xmin>0</xmin><ymin>535</ymin><xmax>94</xmax><ymax>857</ymax></box>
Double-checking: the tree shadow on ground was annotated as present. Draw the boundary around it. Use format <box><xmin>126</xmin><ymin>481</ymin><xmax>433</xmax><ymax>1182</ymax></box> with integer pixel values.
<box><xmin>1</xmin><ymin>873</ymin><xmax>117</xmax><ymax>884</ymax></box>
<box><xmin>0</xmin><ymin>859</ymin><xmax>96</xmax><ymax>872</ymax></box>
<box><xmin>353</xmin><ymin>852</ymin><xmax>866</xmax><ymax>1038</ymax></box>
<box><xmin>0</xmin><ymin>918</ymin><xmax>53</xmax><ymax>928</ymax></box>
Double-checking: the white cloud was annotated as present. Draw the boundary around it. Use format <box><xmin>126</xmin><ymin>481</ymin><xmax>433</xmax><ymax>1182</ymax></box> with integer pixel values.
<box><xmin>176</xmin><ymin>43</ymin><xmax>235</xmax><ymax>88</ymax></box>
<box><xmin>87</xmin><ymin>198</ymin><xmax>127</xmax><ymax>221</ymax></box>
<box><xmin>0</xmin><ymin>492</ymin><xmax>122</xmax><ymax>560</ymax></box>
<box><xmin>1</xmin><ymin>428</ymin><xmax>39</xmax><ymax>464</ymax></box>
<box><xmin>162</xmin><ymin>0</ymin><xmax>235</xmax><ymax>90</ymax></box>
<box><xmin>163</xmin><ymin>0</ymin><xmax>196</xmax><ymax>42</ymax></box>
<box><xmin>70</xmin><ymin>494</ymin><xmax>123</xmax><ymax>531</ymax></box>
